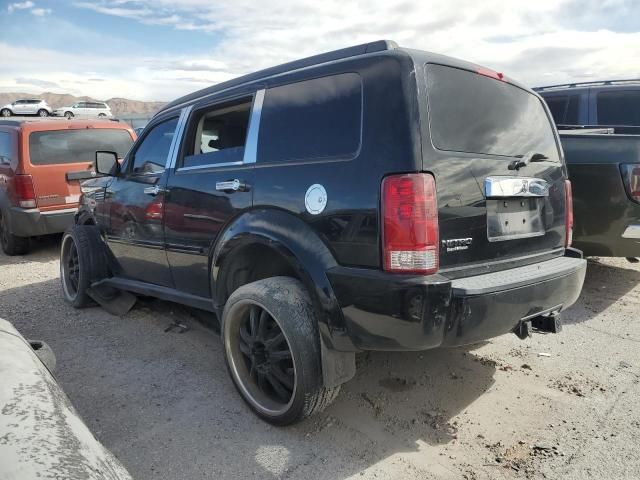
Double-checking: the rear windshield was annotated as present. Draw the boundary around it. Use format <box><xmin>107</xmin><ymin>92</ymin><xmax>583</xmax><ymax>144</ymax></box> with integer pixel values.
<box><xmin>426</xmin><ymin>64</ymin><xmax>559</xmax><ymax>159</ymax></box>
<box><xmin>29</xmin><ymin>129</ymin><xmax>133</xmax><ymax>165</ymax></box>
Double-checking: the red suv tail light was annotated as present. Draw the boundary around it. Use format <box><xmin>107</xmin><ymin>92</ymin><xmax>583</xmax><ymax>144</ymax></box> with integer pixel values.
<box><xmin>621</xmin><ymin>163</ymin><xmax>640</xmax><ymax>204</ymax></box>
<box><xmin>382</xmin><ymin>173</ymin><xmax>439</xmax><ymax>274</ymax></box>
<box><xmin>15</xmin><ymin>174</ymin><xmax>37</xmax><ymax>209</ymax></box>
<box><xmin>564</xmin><ymin>179</ymin><xmax>573</xmax><ymax>248</ymax></box>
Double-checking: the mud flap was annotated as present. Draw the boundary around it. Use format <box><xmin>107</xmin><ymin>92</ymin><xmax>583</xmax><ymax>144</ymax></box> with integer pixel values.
<box><xmin>87</xmin><ymin>284</ymin><xmax>137</xmax><ymax>316</ymax></box>
<box><xmin>320</xmin><ymin>336</ymin><xmax>356</xmax><ymax>388</ymax></box>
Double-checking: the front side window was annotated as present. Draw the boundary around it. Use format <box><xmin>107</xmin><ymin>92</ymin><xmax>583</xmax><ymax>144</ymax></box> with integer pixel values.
<box><xmin>258</xmin><ymin>73</ymin><xmax>362</xmax><ymax>163</ymax></box>
<box><xmin>182</xmin><ymin>99</ymin><xmax>251</xmax><ymax>169</ymax></box>
<box><xmin>131</xmin><ymin>117</ymin><xmax>178</xmax><ymax>174</ymax></box>
<box><xmin>597</xmin><ymin>90</ymin><xmax>640</xmax><ymax>126</ymax></box>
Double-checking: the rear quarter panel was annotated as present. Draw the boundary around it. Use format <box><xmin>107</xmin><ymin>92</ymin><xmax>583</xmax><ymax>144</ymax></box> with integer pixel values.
<box><xmin>561</xmin><ymin>133</ymin><xmax>640</xmax><ymax>256</ymax></box>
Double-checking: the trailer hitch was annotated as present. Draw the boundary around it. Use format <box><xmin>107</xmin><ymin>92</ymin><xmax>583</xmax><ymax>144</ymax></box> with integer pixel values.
<box><xmin>513</xmin><ymin>311</ymin><xmax>563</xmax><ymax>339</ymax></box>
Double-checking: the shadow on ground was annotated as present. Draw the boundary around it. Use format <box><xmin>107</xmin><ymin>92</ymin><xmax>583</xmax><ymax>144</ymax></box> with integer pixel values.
<box><xmin>0</xmin><ymin>277</ymin><xmax>495</xmax><ymax>480</ymax></box>
<box><xmin>0</xmin><ymin>234</ymin><xmax>61</xmax><ymax>265</ymax></box>
<box><xmin>563</xmin><ymin>258</ymin><xmax>640</xmax><ymax>325</ymax></box>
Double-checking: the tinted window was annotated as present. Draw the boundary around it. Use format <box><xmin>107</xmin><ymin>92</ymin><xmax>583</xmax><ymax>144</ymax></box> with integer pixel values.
<box><xmin>597</xmin><ymin>90</ymin><xmax>640</xmax><ymax>126</ymax></box>
<box><xmin>426</xmin><ymin>64</ymin><xmax>558</xmax><ymax>159</ymax></box>
<box><xmin>29</xmin><ymin>129</ymin><xmax>133</xmax><ymax>166</ymax></box>
<box><xmin>544</xmin><ymin>96</ymin><xmax>568</xmax><ymax>123</ymax></box>
<box><xmin>258</xmin><ymin>73</ymin><xmax>362</xmax><ymax>163</ymax></box>
<box><xmin>0</xmin><ymin>132</ymin><xmax>12</xmax><ymax>164</ymax></box>
<box><xmin>565</xmin><ymin>95</ymin><xmax>580</xmax><ymax>124</ymax></box>
<box><xmin>182</xmin><ymin>99</ymin><xmax>251</xmax><ymax>169</ymax></box>
<box><xmin>131</xmin><ymin>117</ymin><xmax>178</xmax><ymax>174</ymax></box>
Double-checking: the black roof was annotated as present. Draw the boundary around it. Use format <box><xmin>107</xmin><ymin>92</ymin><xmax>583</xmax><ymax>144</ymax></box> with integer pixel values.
<box><xmin>158</xmin><ymin>40</ymin><xmax>398</xmax><ymax>114</ymax></box>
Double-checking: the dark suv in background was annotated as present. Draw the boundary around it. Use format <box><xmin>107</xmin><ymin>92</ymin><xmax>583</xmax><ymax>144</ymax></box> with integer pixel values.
<box><xmin>535</xmin><ymin>79</ymin><xmax>640</xmax><ymax>128</ymax></box>
<box><xmin>62</xmin><ymin>40</ymin><xmax>587</xmax><ymax>425</ymax></box>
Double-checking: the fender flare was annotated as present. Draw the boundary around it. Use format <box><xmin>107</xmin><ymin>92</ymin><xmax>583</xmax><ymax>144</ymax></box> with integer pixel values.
<box><xmin>211</xmin><ymin>208</ymin><xmax>356</xmax><ymax>388</ymax></box>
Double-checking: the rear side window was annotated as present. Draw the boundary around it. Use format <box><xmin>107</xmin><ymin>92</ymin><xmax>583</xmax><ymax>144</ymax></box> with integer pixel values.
<box><xmin>29</xmin><ymin>129</ymin><xmax>133</xmax><ymax>166</ymax></box>
<box><xmin>596</xmin><ymin>90</ymin><xmax>640</xmax><ymax>125</ymax></box>
<box><xmin>0</xmin><ymin>132</ymin><xmax>12</xmax><ymax>165</ymax></box>
<box><xmin>542</xmin><ymin>95</ymin><xmax>580</xmax><ymax>125</ymax></box>
<box><xmin>426</xmin><ymin>64</ymin><xmax>559</xmax><ymax>160</ymax></box>
<box><xmin>258</xmin><ymin>73</ymin><xmax>362</xmax><ymax>163</ymax></box>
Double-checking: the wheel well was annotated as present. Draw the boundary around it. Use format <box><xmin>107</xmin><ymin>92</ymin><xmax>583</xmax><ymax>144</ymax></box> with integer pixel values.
<box><xmin>218</xmin><ymin>243</ymin><xmax>300</xmax><ymax>306</ymax></box>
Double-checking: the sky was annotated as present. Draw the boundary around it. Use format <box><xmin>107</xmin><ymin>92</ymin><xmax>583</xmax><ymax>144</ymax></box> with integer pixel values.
<box><xmin>0</xmin><ymin>0</ymin><xmax>639</xmax><ymax>101</ymax></box>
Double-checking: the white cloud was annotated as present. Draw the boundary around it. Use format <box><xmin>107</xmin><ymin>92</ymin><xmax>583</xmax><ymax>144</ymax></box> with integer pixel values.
<box><xmin>7</xmin><ymin>1</ymin><xmax>35</xmax><ymax>13</ymax></box>
<box><xmin>2</xmin><ymin>1</ymin><xmax>640</xmax><ymax>100</ymax></box>
<box><xmin>30</xmin><ymin>7</ymin><xmax>51</xmax><ymax>16</ymax></box>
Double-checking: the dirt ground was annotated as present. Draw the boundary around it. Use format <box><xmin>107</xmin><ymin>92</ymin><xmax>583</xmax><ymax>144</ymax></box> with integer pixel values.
<box><xmin>1</xmin><ymin>236</ymin><xmax>639</xmax><ymax>480</ymax></box>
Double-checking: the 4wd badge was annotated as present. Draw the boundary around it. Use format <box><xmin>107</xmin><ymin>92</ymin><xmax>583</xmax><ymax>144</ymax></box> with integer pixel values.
<box><xmin>305</xmin><ymin>184</ymin><xmax>327</xmax><ymax>215</ymax></box>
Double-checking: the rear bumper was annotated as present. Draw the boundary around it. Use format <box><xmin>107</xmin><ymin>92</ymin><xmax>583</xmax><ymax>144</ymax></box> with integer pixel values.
<box><xmin>327</xmin><ymin>253</ymin><xmax>587</xmax><ymax>351</ymax></box>
<box><xmin>7</xmin><ymin>206</ymin><xmax>76</xmax><ymax>237</ymax></box>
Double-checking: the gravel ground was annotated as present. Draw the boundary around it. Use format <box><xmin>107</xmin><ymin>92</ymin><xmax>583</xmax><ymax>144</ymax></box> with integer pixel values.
<box><xmin>1</xmin><ymin>236</ymin><xmax>639</xmax><ymax>479</ymax></box>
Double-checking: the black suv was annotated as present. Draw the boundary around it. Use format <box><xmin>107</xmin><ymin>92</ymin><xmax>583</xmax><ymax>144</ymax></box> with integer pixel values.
<box><xmin>62</xmin><ymin>40</ymin><xmax>587</xmax><ymax>425</ymax></box>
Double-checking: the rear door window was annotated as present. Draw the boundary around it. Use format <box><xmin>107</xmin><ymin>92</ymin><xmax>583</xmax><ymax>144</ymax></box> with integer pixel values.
<box><xmin>426</xmin><ymin>64</ymin><xmax>559</xmax><ymax>160</ymax></box>
<box><xmin>596</xmin><ymin>90</ymin><xmax>640</xmax><ymax>125</ymax></box>
<box><xmin>258</xmin><ymin>73</ymin><xmax>362</xmax><ymax>163</ymax></box>
<box><xmin>29</xmin><ymin>129</ymin><xmax>134</xmax><ymax>165</ymax></box>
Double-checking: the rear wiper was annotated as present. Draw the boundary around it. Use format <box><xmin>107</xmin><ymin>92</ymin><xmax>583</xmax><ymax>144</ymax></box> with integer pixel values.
<box><xmin>509</xmin><ymin>152</ymin><xmax>549</xmax><ymax>170</ymax></box>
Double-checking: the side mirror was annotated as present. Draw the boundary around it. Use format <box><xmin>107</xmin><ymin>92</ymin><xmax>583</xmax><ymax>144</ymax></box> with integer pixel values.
<box><xmin>95</xmin><ymin>151</ymin><xmax>120</xmax><ymax>176</ymax></box>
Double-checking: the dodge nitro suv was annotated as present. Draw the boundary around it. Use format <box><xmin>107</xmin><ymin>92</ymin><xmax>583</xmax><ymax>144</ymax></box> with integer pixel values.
<box><xmin>61</xmin><ymin>40</ymin><xmax>587</xmax><ymax>425</ymax></box>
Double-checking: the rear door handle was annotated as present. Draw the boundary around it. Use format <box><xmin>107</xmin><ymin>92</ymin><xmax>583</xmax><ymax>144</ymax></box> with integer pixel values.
<box><xmin>216</xmin><ymin>179</ymin><xmax>250</xmax><ymax>192</ymax></box>
<box><xmin>143</xmin><ymin>185</ymin><xmax>167</xmax><ymax>196</ymax></box>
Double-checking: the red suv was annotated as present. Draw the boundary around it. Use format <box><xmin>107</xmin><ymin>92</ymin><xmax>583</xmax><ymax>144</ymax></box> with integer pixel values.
<box><xmin>0</xmin><ymin>119</ymin><xmax>135</xmax><ymax>255</ymax></box>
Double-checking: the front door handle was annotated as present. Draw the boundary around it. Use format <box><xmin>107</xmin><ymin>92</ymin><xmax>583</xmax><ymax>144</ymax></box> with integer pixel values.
<box><xmin>215</xmin><ymin>179</ymin><xmax>250</xmax><ymax>192</ymax></box>
<box><xmin>143</xmin><ymin>185</ymin><xmax>166</xmax><ymax>196</ymax></box>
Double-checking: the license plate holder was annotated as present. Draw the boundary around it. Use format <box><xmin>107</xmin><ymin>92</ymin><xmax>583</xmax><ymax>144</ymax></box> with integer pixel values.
<box><xmin>487</xmin><ymin>198</ymin><xmax>545</xmax><ymax>242</ymax></box>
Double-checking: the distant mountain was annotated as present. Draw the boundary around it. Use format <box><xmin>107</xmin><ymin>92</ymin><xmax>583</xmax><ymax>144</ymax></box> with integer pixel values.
<box><xmin>0</xmin><ymin>92</ymin><xmax>165</xmax><ymax>117</ymax></box>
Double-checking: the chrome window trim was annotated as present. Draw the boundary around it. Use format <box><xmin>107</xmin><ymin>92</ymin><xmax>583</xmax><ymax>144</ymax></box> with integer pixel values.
<box><xmin>166</xmin><ymin>105</ymin><xmax>193</xmax><ymax>170</ymax></box>
<box><xmin>242</xmin><ymin>89</ymin><xmax>264</xmax><ymax>164</ymax></box>
<box><xmin>174</xmin><ymin>89</ymin><xmax>265</xmax><ymax>172</ymax></box>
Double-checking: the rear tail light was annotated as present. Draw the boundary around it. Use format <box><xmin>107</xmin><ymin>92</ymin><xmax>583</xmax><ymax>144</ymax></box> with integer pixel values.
<box><xmin>145</xmin><ymin>199</ymin><xmax>163</xmax><ymax>219</ymax></box>
<box><xmin>564</xmin><ymin>179</ymin><xmax>574</xmax><ymax>248</ymax></box>
<box><xmin>382</xmin><ymin>173</ymin><xmax>439</xmax><ymax>274</ymax></box>
<box><xmin>15</xmin><ymin>174</ymin><xmax>36</xmax><ymax>208</ymax></box>
<box><xmin>621</xmin><ymin>163</ymin><xmax>640</xmax><ymax>204</ymax></box>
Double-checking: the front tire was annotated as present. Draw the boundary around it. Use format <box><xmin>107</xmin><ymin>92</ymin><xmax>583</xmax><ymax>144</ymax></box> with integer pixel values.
<box><xmin>37</xmin><ymin>109</ymin><xmax>49</xmax><ymax>117</ymax></box>
<box><xmin>0</xmin><ymin>109</ymin><xmax>11</xmax><ymax>117</ymax></box>
<box><xmin>222</xmin><ymin>277</ymin><xmax>339</xmax><ymax>425</ymax></box>
<box><xmin>0</xmin><ymin>210</ymin><xmax>29</xmax><ymax>255</ymax></box>
<box><xmin>60</xmin><ymin>225</ymin><xmax>108</xmax><ymax>308</ymax></box>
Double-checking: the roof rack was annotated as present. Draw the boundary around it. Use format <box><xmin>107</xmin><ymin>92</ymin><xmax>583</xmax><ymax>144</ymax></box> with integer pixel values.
<box><xmin>160</xmin><ymin>40</ymin><xmax>399</xmax><ymax>113</ymax></box>
<box><xmin>534</xmin><ymin>79</ymin><xmax>640</xmax><ymax>91</ymax></box>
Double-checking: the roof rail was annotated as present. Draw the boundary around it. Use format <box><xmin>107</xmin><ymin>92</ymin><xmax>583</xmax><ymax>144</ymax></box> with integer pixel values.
<box><xmin>534</xmin><ymin>78</ymin><xmax>640</xmax><ymax>91</ymax></box>
<box><xmin>159</xmin><ymin>40</ymin><xmax>399</xmax><ymax>114</ymax></box>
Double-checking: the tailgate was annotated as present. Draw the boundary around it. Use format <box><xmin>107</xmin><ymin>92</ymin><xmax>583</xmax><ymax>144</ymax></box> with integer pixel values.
<box><xmin>26</xmin><ymin>127</ymin><xmax>133</xmax><ymax>211</ymax></box>
<box><xmin>423</xmin><ymin>64</ymin><xmax>568</xmax><ymax>275</ymax></box>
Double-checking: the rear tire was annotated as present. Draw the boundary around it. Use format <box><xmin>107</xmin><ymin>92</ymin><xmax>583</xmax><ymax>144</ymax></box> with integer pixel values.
<box><xmin>98</xmin><ymin>113</ymin><xmax>106</xmax><ymax>117</ymax></box>
<box><xmin>60</xmin><ymin>225</ymin><xmax>108</xmax><ymax>308</ymax></box>
<box><xmin>222</xmin><ymin>276</ymin><xmax>340</xmax><ymax>425</ymax></box>
<box><xmin>37</xmin><ymin>109</ymin><xmax>49</xmax><ymax>117</ymax></box>
<box><xmin>64</xmin><ymin>111</ymin><xmax>74</xmax><ymax>119</ymax></box>
<box><xmin>0</xmin><ymin>210</ymin><xmax>29</xmax><ymax>256</ymax></box>
<box><xmin>0</xmin><ymin>109</ymin><xmax>11</xmax><ymax>117</ymax></box>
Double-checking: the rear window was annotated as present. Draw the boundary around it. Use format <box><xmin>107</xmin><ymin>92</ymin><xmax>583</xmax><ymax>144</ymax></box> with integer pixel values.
<box><xmin>0</xmin><ymin>132</ymin><xmax>12</xmax><ymax>164</ymax></box>
<box><xmin>258</xmin><ymin>73</ymin><xmax>362</xmax><ymax>163</ymax></box>
<box><xmin>28</xmin><ymin>129</ymin><xmax>133</xmax><ymax>165</ymax></box>
<box><xmin>596</xmin><ymin>90</ymin><xmax>640</xmax><ymax>126</ymax></box>
<box><xmin>426</xmin><ymin>64</ymin><xmax>559</xmax><ymax>159</ymax></box>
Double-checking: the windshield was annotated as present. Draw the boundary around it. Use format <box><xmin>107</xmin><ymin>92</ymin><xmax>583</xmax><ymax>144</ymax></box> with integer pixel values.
<box><xmin>426</xmin><ymin>64</ymin><xmax>560</xmax><ymax>160</ymax></box>
<box><xmin>29</xmin><ymin>129</ymin><xmax>133</xmax><ymax>165</ymax></box>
